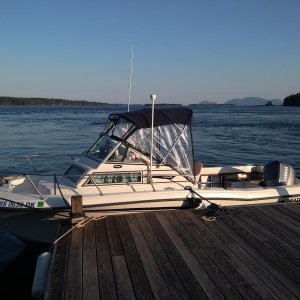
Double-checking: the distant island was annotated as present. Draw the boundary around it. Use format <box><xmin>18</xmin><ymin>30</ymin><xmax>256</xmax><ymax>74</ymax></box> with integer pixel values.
<box><xmin>2</xmin><ymin>94</ymin><xmax>299</xmax><ymax>107</ymax></box>
<box><xmin>0</xmin><ymin>96</ymin><xmax>109</xmax><ymax>106</ymax></box>
<box><xmin>224</xmin><ymin>97</ymin><xmax>282</xmax><ymax>106</ymax></box>
<box><xmin>143</xmin><ymin>103</ymin><xmax>183</xmax><ymax>107</ymax></box>
<box><xmin>189</xmin><ymin>97</ymin><xmax>284</xmax><ymax>106</ymax></box>
<box><xmin>188</xmin><ymin>101</ymin><xmax>219</xmax><ymax>107</ymax></box>
<box><xmin>265</xmin><ymin>101</ymin><xmax>273</xmax><ymax>106</ymax></box>
<box><xmin>283</xmin><ymin>93</ymin><xmax>300</xmax><ymax>106</ymax></box>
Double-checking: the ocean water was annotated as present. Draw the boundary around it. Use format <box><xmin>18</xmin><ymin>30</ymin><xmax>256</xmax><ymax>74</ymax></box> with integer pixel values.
<box><xmin>0</xmin><ymin>104</ymin><xmax>299</xmax><ymax>298</ymax></box>
<box><xmin>1</xmin><ymin>105</ymin><xmax>299</xmax><ymax>174</ymax></box>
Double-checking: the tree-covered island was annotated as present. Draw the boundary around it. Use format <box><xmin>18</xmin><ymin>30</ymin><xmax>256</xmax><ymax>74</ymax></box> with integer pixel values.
<box><xmin>283</xmin><ymin>93</ymin><xmax>300</xmax><ymax>106</ymax></box>
<box><xmin>0</xmin><ymin>96</ymin><xmax>110</xmax><ymax>106</ymax></box>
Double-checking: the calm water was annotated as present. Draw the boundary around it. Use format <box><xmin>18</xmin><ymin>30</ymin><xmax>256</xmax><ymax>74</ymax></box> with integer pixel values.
<box><xmin>0</xmin><ymin>104</ymin><xmax>299</xmax><ymax>298</ymax></box>
<box><xmin>0</xmin><ymin>105</ymin><xmax>299</xmax><ymax>173</ymax></box>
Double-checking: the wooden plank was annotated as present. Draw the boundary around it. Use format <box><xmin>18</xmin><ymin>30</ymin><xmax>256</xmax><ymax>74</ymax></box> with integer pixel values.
<box><xmin>279</xmin><ymin>205</ymin><xmax>300</xmax><ymax>224</ymax></box>
<box><xmin>208</xmin><ymin>213</ymin><xmax>300</xmax><ymax>297</ymax></box>
<box><xmin>136</xmin><ymin>213</ymin><xmax>190</xmax><ymax>300</ymax></box>
<box><xmin>224</xmin><ymin>243</ymin><xmax>290</xmax><ymax>300</ymax></box>
<box><xmin>146</xmin><ymin>213</ymin><xmax>207</xmax><ymax>300</ymax></box>
<box><xmin>260</xmin><ymin>203</ymin><xmax>300</xmax><ymax>226</ymax></box>
<box><xmin>221</xmin><ymin>213</ymin><xmax>300</xmax><ymax>283</ymax></box>
<box><xmin>126</xmin><ymin>214</ymin><xmax>173</xmax><ymax>299</ymax></box>
<box><xmin>260</xmin><ymin>204</ymin><xmax>300</xmax><ymax>230</ymax></box>
<box><xmin>185</xmin><ymin>211</ymin><xmax>283</xmax><ymax>299</ymax></box>
<box><xmin>156</xmin><ymin>211</ymin><xmax>224</xmax><ymax>300</ymax></box>
<box><xmin>106</xmin><ymin>217</ymin><xmax>123</xmax><ymax>256</ymax></box>
<box><xmin>173</xmin><ymin>211</ymin><xmax>261</xmax><ymax>300</ymax></box>
<box><xmin>112</xmin><ymin>255</ymin><xmax>136</xmax><ymax>300</ymax></box>
<box><xmin>82</xmin><ymin>221</ymin><xmax>99</xmax><ymax>300</ymax></box>
<box><xmin>195</xmin><ymin>212</ymin><xmax>298</xmax><ymax>300</ymax></box>
<box><xmin>189</xmin><ymin>211</ymin><xmax>284</xmax><ymax>299</ymax></box>
<box><xmin>106</xmin><ymin>217</ymin><xmax>136</xmax><ymax>300</ymax></box>
<box><xmin>243</xmin><ymin>206</ymin><xmax>300</xmax><ymax>249</ymax></box>
<box><xmin>219</xmin><ymin>213</ymin><xmax>299</xmax><ymax>298</ymax></box>
<box><xmin>45</xmin><ymin>223</ymin><xmax>71</xmax><ymax>300</ymax></box>
<box><xmin>116</xmin><ymin>216</ymin><xmax>154</xmax><ymax>300</ymax></box>
<box><xmin>255</xmin><ymin>205</ymin><xmax>300</xmax><ymax>237</ymax></box>
<box><xmin>94</xmin><ymin>218</ymin><xmax>118</xmax><ymax>299</ymax></box>
<box><xmin>277</xmin><ymin>204</ymin><xmax>300</xmax><ymax>222</ymax></box>
<box><xmin>234</xmin><ymin>211</ymin><xmax>300</xmax><ymax>267</ymax></box>
<box><xmin>64</xmin><ymin>227</ymin><xmax>83</xmax><ymax>300</ymax></box>
<box><xmin>286</xmin><ymin>203</ymin><xmax>300</xmax><ymax>213</ymax></box>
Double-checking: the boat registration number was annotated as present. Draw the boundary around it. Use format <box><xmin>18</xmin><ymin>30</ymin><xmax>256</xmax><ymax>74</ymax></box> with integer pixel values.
<box><xmin>0</xmin><ymin>200</ymin><xmax>35</xmax><ymax>208</ymax></box>
<box><xmin>282</xmin><ymin>197</ymin><xmax>300</xmax><ymax>203</ymax></box>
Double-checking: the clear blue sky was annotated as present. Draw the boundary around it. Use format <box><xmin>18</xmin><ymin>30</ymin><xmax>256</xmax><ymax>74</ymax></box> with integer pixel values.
<box><xmin>0</xmin><ymin>0</ymin><xmax>299</xmax><ymax>104</ymax></box>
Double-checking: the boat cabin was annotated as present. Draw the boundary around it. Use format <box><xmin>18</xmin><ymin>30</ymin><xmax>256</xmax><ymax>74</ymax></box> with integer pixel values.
<box><xmin>61</xmin><ymin>107</ymin><xmax>197</xmax><ymax>192</ymax></box>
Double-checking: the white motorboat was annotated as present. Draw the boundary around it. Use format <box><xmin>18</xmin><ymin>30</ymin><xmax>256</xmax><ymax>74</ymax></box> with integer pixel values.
<box><xmin>0</xmin><ymin>105</ymin><xmax>299</xmax><ymax>243</ymax></box>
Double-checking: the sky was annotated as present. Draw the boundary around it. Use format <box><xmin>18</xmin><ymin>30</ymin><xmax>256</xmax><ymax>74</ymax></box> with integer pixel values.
<box><xmin>0</xmin><ymin>0</ymin><xmax>300</xmax><ymax>104</ymax></box>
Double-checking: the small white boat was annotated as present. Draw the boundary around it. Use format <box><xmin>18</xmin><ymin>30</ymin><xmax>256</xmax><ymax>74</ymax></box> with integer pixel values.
<box><xmin>0</xmin><ymin>105</ymin><xmax>299</xmax><ymax>243</ymax></box>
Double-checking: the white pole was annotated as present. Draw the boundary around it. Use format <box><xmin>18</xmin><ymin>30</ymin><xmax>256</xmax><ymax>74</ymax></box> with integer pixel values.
<box><xmin>127</xmin><ymin>44</ymin><xmax>134</xmax><ymax>112</ymax></box>
<box><xmin>150</xmin><ymin>94</ymin><xmax>156</xmax><ymax>182</ymax></box>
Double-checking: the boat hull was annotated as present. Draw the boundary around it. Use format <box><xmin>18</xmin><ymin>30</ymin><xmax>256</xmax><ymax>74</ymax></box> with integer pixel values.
<box><xmin>1</xmin><ymin>184</ymin><xmax>300</xmax><ymax>243</ymax></box>
<box><xmin>0</xmin><ymin>208</ymin><xmax>60</xmax><ymax>244</ymax></box>
<box><xmin>0</xmin><ymin>195</ymin><xmax>196</xmax><ymax>243</ymax></box>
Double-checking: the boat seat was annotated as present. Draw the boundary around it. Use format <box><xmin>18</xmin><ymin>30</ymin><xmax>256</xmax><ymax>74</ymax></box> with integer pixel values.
<box><xmin>229</xmin><ymin>181</ymin><xmax>264</xmax><ymax>189</ymax></box>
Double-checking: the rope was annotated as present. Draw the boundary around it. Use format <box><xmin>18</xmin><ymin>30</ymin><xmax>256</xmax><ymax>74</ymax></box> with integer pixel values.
<box><xmin>201</xmin><ymin>216</ymin><xmax>216</xmax><ymax>222</ymax></box>
<box><xmin>184</xmin><ymin>186</ymin><xmax>215</xmax><ymax>205</ymax></box>
<box><xmin>184</xmin><ymin>186</ymin><xmax>241</xmax><ymax>222</ymax></box>
<box><xmin>200</xmin><ymin>204</ymin><xmax>241</xmax><ymax>222</ymax></box>
<box><xmin>49</xmin><ymin>215</ymin><xmax>106</xmax><ymax>252</ymax></box>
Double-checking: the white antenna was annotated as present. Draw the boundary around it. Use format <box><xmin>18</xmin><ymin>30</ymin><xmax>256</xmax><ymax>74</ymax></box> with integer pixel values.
<box><xmin>127</xmin><ymin>44</ymin><xmax>134</xmax><ymax>112</ymax></box>
<box><xmin>149</xmin><ymin>94</ymin><xmax>157</xmax><ymax>183</ymax></box>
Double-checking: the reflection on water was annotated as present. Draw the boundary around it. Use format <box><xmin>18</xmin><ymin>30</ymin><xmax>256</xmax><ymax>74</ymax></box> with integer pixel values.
<box><xmin>0</xmin><ymin>226</ymin><xmax>25</xmax><ymax>272</ymax></box>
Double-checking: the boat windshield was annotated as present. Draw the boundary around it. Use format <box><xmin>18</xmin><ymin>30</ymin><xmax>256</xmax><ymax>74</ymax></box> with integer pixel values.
<box><xmin>86</xmin><ymin>136</ymin><xmax>119</xmax><ymax>161</ymax></box>
<box><xmin>87</xmin><ymin>135</ymin><xmax>145</xmax><ymax>164</ymax></box>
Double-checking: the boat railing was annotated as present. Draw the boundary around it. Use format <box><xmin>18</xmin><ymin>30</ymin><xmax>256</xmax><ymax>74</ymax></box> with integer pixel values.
<box><xmin>0</xmin><ymin>153</ymin><xmax>83</xmax><ymax>203</ymax></box>
<box><xmin>0</xmin><ymin>153</ymin><xmax>84</xmax><ymax>175</ymax></box>
<box><xmin>88</xmin><ymin>175</ymin><xmax>103</xmax><ymax>196</ymax></box>
<box><xmin>22</xmin><ymin>173</ymin><xmax>67</xmax><ymax>203</ymax></box>
<box><xmin>23</xmin><ymin>153</ymin><xmax>83</xmax><ymax>174</ymax></box>
<box><xmin>25</xmin><ymin>174</ymin><xmax>46</xmax><ymax>200</ymax></box>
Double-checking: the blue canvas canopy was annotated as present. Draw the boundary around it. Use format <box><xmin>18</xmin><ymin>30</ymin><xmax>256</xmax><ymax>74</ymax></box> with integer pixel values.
<box><xmin>109</xmin><ymin>107</ymin><xmax>193</xmax><ymax>129</ymax></box>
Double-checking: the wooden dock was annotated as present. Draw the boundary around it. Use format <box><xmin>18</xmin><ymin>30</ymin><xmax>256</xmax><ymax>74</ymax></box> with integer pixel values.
<box><xmin>45</xmin><ymin>203</ymin><xmax>300</xmax><ymax>299</ymax></box>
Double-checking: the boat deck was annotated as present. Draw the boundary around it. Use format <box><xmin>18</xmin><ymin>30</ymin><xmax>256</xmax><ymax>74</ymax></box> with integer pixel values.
<box><xmin>45</xmin><ymin>203</ymin><xmax>300</xmax><ymax>299</ymax></box>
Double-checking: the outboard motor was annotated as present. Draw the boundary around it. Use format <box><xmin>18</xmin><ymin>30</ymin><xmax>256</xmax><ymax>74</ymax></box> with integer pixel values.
<box><xmin>263</xmin><ymin>160</ymin><xmax>296</xmax><ymax>187</ymax></box>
